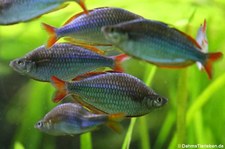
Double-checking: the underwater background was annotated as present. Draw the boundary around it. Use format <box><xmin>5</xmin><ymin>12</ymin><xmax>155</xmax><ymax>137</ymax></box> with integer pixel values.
<box><xmin>0</xmin><ymin>0</ymin><xmax>225</xmax><ymax>149</ymax></box>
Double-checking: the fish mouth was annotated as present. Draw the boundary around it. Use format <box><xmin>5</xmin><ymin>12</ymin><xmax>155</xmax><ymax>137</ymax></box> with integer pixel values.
<box><xmin>9</xmin><ymin>59</ymin><xmax>25</xmax><ymax>74</ymax></box>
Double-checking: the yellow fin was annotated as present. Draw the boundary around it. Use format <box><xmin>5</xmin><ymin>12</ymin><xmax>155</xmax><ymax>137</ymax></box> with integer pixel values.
<box><xmin>64</xmin><ymin>37</ymin><xmax>112</xmax><ymax>47</ymax></box>
<box><xmin>106</xmin><ymin>113</ymin><xmax>125</xmax><ymax>133</ymax></box>
<box><xmin>71</xmin><ymin>95</ymin><xmax>106</xmax><ymax>114</ymax></box>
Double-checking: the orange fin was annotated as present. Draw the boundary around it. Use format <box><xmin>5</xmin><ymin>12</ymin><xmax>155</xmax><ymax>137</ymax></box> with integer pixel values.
<box><xmin>106</xmin><ymin>113</ymin><xmax>125</xmax><ymax>133</ymax></box>
<box><xmin>157</xmin><ymin>62</ymin><xmax>192</xmax><ymax>69</ymax></box>
<box><xmin>51</xmin><ymin>76</ymin><xmax>67</xmax><ymax>103</ymax></box>
<box><xmin>204</xmin><ymin>52</ymin><xmax>223</xmax><ymax>79</ymax></box>
<box><xmin>111</xmin><ymin>54</ymin><xmax>130</xmax><ymax>72</ymax></box>
<box><xmin>77</xmin><ymin>0</ymin><xmax>89</xmax><ymax>14</ymax></box>
<box><xmin>80</xmin><ymin>44</ymin><xmax>105</xmax><ymax>55</ymax></box>
<box><xmin>42</xmin><ymin>23</ymin><xmax>58</xmax><ymax>48</ymax></box>
<box><xmin>64</xmin><ymin>37</ymin><xmax>112</xmax><ymax>47</ymax></box>
<box><xmin>63</xmin><ymin>12</ymin><xmax>84</xmax><ymax>26</ymax></box>
<box><xmin>174</xmin><ymin>27</ymin><xmax>202</xmax><ymax>49</ymax></box>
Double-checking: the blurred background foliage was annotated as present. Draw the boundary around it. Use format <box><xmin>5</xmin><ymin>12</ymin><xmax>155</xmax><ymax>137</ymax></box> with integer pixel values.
<box><xmin>0</xmin><ymin>0</ymin><xmax>225</xmax><ymax>149</ymax></box>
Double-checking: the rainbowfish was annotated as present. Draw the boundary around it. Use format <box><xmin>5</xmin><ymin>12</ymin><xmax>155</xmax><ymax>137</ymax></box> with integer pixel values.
<box><xmin>102</xmin><ymin>19</ymin><xmax>223</xmax><ymax>79</ymax></box>
<box><xmin>51</xmin><ymin>72</ymin><xmax>167</xmax><ymax>117</ymax></box>
<box><xmin>35</xmin><ymin>103</ymin><xmax>124</xmax><ymax>135</ymax></box>
<box><xmin>0</xmin><ymin>0</ymin><xmax>88</xmax><ymax>25</ymax></box>
<box><xmin>42</xmin><ymin>7</ymin><xmax>143</xmax><ymax>48</ymax></box>
<box><xmin>9</xmin><ymin>43</ymin><xmax>127</xmax><ymax>82</ymax></box>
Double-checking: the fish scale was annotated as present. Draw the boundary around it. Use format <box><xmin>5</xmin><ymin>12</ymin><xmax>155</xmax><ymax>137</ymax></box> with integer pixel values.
<box><xmin>35</xmin><ymin>103</ymin><xmax>124</xmax><ymax>135</ymax></box>
<box><xmin>52</xmin><ymin>72</ymin><xmax>167</xmax><ymax>116</ymax></box>
<box><xmin>0</xmin><ymin>0</ymin><xmax>88</xmax><ymax>25</ymax></box>
<box><xmin>43</xmin><ymin>7</ymin><xmax>143</xmax><ymax>47</ymax></box>
<box><xmin>9</xmin><ymin>43</ymin><xmax>127</xmax><ymax>82</ymax></box>
<box><xmin>102</xmin><ymin>19</ymin><xmax>223</xmax><ymax>79</ymax></box>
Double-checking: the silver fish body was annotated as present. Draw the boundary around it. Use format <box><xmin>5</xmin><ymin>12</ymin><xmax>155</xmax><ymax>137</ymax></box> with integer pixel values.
<box><xmin>0</xmin><ymin>0</ymin><xmax>75</xmax><ymax>25</ymax></box>
<box><xmin>53</xmin><ymin>7</ymin><xmax>143</xmax><ymax>45</ymax></box>
<box><xmin>52</xmin><ymin>72</ymin><xmax>168</xmax><ymax>116</ymax></box>
<box><xmin>9</xmin><ymin>43</ymin><xmax>117</xmax><ymax>82</ymax></box>
<box><xmin>35</xmin><ymin>103</ymin><xmax>110</xmax><ymax>136</ymax></box>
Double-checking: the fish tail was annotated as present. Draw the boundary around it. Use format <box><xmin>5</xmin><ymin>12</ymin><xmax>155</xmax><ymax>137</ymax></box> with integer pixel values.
<box><xmin>51</xmin><ymin>76</ymin><xmax>67</xmax><ymax>103</ymax></box>
<box><xmin>203</xmin><ymin>52</ymin><xmax>223</xmax><ymax>79</ymax></box>
<box><xmin>77</xmin><ymin>0</ymin><xmax>89</xmax><ymax>14</ymax></box>
<box><xmin>112</xmin><ymin>54</ymin><xmax>130</xmax><ymax>72</ymax></box>
<box><xmin>42</xmin><ymin>23</ymin><xmax>58</xmax><ymax>48</ymax></box>
<box><xmin>106</xmin><ymin>113</ymin><xmax>125</xmax><ymax>133</ymax></box>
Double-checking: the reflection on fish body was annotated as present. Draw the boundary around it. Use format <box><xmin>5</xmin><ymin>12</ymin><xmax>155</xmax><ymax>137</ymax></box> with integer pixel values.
<box><xmin>9</xmin><ymin>43</ymin><xmax>127</xmax><ymax>82</ymax></box>
<box><xmin>0</xmin><ymin>0</ymin><xmax>88</xmax><ymax>25</ymax></box>
<box><xmin>35</xmin><ymin>103</ymin><xmax>124</xmax><ymax>135</ymax></box>
<box><xmin>51</xmin><ymin>72</ymin><xmax>168</xmax><ymax>117</ymax></box>
<box><xmin>102</xmin><ymin>19</ymin><xmax>223</xmax><ymax>79</ymax></box>
<box><xmin>42</xmin><ymin>7</ymin><xmax>143</xmax><ymax>48</ymax></box>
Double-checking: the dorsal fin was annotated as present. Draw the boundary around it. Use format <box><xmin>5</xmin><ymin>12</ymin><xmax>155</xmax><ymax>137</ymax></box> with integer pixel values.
<box><xmin>63</xmin><ymin>9</ymin><xmax>95</xmax><ymax>26</ymax></box>
<box><xmin>72</xmin><ymin>71</ymin><xmax>120</xmax><ymax>81</ymax></box>
<box><xmin>173</xmin><ymin>27</ymin><xmax>202</xmax><ymax>49</ymax></box>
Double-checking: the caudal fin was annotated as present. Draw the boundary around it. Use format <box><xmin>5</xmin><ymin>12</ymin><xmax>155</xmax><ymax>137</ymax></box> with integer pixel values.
<box><xmin>51</xmin><ymin>76</ymin><xmax>67</xmax><ymax>103</ymax></box>
<box><xmin>204</xmin><ymin>52</ymin><xmax>223</xmax><ymax>79</ymax></box>
<box><xmin>77</xmin><ymin>0</ymin><xmax>89</xmax><ymax>14</ymax></box>
<box><xmin>111</xmin><ymin>54</ymin><xmax>130</xmax><ymax>72</ymax></box>
<box><xmin>106</xmin><ymin>113</ymin><xmax>125</xmax><ymax>133</ymax></box>
<box><xmin>42</xmin><ymin>23</ymin><xmax>58</xmax><ymax>48</ymax></box>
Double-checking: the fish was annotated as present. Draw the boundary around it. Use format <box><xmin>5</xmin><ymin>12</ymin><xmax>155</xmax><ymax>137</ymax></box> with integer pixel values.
<box><xmin>0</xmin><ymin>0</ymin><xmax>88</xmax><ymax>25</ymax></box>
<box><xmin>9</xmin><ymin>43</ymin><xmax>128</xmax><ymax>82</ymax></box>
<box><xmin>34</xmin><ymin>103</ymin><xmax>125</xmax><ymax>136</ymax></box>
<box><xmin>42</xmin><ymin>7</ymin><xmax>143</xmax><ymax>48</ymax></box>
<box><xmin>51</xmin><ymin>72</ymin><xmax>168</xmax><ymax>117</ymax></box>
<box><xmin>102</xmin><ymin>19</ymin><xmax>223</xmax><ymax>79</ymax></box>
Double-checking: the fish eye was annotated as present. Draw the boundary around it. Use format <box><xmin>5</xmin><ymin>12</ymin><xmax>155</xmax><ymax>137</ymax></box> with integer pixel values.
<box><xmin>17</xmin><ymin>60</ymin><xmax>24</xmax><ymax>65</ymax></box>
<box><xmin>36</xmin><ymin>122</ymin><xmax>43</xmax><ymax>127</ymax></box>
<box><xmin>156</xmin><ymin>97</ymin><xmax>162</xmax><ymax>103</ymax></box>
<box><xmin>109</xmin><ymin>27</ymin><xmax>115</xmax><ymax>33</ymax></box>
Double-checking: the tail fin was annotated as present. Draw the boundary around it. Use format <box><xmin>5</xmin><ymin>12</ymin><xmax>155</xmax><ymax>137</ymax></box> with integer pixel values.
<box><xmin>42</xmin><ymin>23</ymin><xmax>58</xmax><ymax>48</ymax></box>
<box><xmin>111</xmin><ymin>54</ymin><xmax>130</xmax><ymax>72</ymax></box>
<box><xmin>204</xmin><ymin>52</ymin><xmax>223</xmax><ymax>79</ymax></box>
<box><xmin>106</xmin><ymin>113</ymin><xmax>125</xmax><ymax>133</ymax></box>
<box><xmin>77</xmin><ymin>0</ymin><xmax>89</xmax><ymax>14</ymax></box>
<box><xmin>51</xmin><ymin>76</ymin><xmax>67</xmax><ymax>103</ymax></box>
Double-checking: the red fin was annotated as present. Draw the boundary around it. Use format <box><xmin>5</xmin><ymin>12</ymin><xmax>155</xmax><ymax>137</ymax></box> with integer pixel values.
<box><xmin>112</xmin><ymin>54</ymin><xmax>130</xmax><ymax>72</ymax></box>
<box><xmin>204</xmin><ymin>52</ymin><xmax>223</xmax><ymax>79</ymax></box>
<box><xmin>77</xmin><ymin>0</ymin><xmax>89</xmax><ymax>14</ymax></box>
<box><xmin>51</xmin><ymin>76</ymin><xmax>67</xmax><ymax>103</ymax></box>
<box><xmin>42</xmin><ymin>23</ymin><xmax>58</xmax><ymax>48</ymax></box>
<box><xmin>106</xmin><ymin>113</ymin><xmax>125</xmax><ymax>133</ymax></box>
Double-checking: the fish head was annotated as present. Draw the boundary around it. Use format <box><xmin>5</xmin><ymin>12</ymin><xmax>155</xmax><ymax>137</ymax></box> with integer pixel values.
<box><xmin>145</xmin><ymin>95</ymin><xmax>168</xmax><ymax>109</ymax></box>
<box><xmin>35</xmin><ymin>119</ymin><xmax>57</xmax><ymax>135</ymax></box>
<box><xmin>102</xmin><ymin>25</ymin><xmax>128</xmax><ymax>45</ymax></box>
<box><xmin>9</xmin><ymin>58</ymin><xmax>35</xmax><ymax>74</ymax></box>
